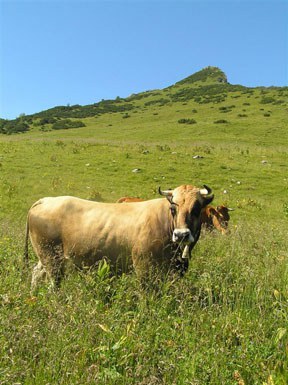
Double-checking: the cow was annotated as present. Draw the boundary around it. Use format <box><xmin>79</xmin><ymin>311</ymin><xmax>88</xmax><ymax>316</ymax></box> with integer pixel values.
<box><xmin>200</xmin><ymin>205</ymin><xmax>234</xmax><ymax>234</ymax></box>
<box><xmin>24</xmin><ymin>184</ymin><xmax>214</xmax><ymax>290</ymax></box>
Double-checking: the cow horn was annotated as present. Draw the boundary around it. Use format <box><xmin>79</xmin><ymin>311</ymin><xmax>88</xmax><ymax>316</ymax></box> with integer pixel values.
<box><xmin>198</xmin><ymin>184</ymin><xmax>214</xmax><ymax>204</ymax></box>
<box><xmin>158</xmin><ymin>187</ymin><xmax>173</xmax><ymax>197</ymax></box>
<box><xmin>227</xmin><ymin>207</ymin><xmax>235</xmax><ymax>211</ymax></box>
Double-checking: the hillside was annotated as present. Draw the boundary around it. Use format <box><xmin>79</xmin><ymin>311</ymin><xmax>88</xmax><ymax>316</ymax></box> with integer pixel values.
<box><xmin>1</xmin><ymin>66</ymin><xmax>287</xmax><ymax>142</ymax></box>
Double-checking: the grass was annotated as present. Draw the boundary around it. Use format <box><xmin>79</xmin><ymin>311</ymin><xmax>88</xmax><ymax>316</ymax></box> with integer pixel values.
<box><xmin>0</xmin><ymin>139</ymin><xmax>287</xmax><ymax>224</ymax></box>
<box><xmin>1</xmin><ymin>223</ymin><xmax>287</xmax><ymax>384</ymax></box>
<box><xmin>0</xmin><ymin>68</ymin><xmax>288</xmax><ymax>384</ymax></box>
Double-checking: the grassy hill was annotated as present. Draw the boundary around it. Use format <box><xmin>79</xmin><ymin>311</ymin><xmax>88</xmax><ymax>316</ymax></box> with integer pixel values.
<box><xmin>0</xmin><ymin>67</ymin><xmax>287</xmax><ymax>384</ymax></box>
<box><xmin>1</xmin><ymin>66</ymin><xmax>287</xmax><ymax>145</ymax></box>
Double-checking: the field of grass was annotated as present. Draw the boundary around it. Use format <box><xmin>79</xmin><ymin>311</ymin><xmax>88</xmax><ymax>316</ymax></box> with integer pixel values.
<box><xmin>0</xmin><ymin>68</ymin><xmax>288</xmax><ymax>384</ymax></box>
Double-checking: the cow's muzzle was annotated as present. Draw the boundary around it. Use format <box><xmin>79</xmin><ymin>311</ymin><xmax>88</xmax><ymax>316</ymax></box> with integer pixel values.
<box><xmin>172</xmin><ymin>228</ymin><xmax>194</xmax><ymax>244</ymax></box>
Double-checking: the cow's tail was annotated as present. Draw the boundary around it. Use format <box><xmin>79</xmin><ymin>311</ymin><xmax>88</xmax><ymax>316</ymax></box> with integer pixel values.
<box><xmin>23</xmin><ymin>199</ymin><xmax>42</xmax><ymax>268</ymax></box>
<box><xmin>23</xmin><ymin>215</ymin><xmax>30</xmax><ymax>268</ymax></box>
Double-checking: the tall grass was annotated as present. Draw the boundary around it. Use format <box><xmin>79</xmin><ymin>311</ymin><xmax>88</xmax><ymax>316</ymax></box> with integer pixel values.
<box><xmin>1</xmin><ymin>222</ymin><xmax>287</xmax><ymax>384</ymax></box>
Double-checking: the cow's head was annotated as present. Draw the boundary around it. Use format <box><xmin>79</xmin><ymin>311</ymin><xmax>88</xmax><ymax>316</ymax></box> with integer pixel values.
<box><xmin>159</xmin><ymin>184</ymin><xmax>214</xmax><ymax>246</ymax></box>
<box><xmin>215</xmin><ymin>205</ymin><xmax>234</xmax><ymax>232</ymax></box>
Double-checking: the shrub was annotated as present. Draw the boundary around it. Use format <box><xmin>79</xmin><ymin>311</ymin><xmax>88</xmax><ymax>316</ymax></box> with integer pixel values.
<box><xmin>144</xmin><ymin>98</ymin><xmax>170</xmax><ymax>107</ymax></box>
<box><xmin>260</xmin><ymin>97</ymin><xmax>276</xmax><ymax>104</ymax></box>
<box><xmin>0</xmin><ymin>119</ymin><xmax>29</xmax><ymax>134</ymax></box>
<box><xmin>178</xmin><ymin>118</ymin><xmax>197</xmax><ymax>125</ymax></box>
<box><xmin>30</xmin><ymin>99</ymin><xmax>135</xmax><ymax>120</ymax></box>
<box><xmin>214</xmin><ymin>119</ymin><xmax>228</xmax><ymax>124</ymax></box>
<box><xmin>51</xmin><ymin>119</ymin><xmax>85</xmax><ymax>130</ymax></box>
<box><xmin>39</xmin><ymin>117</ymin><xmax>57</xmax><ymax>125</ymax></box>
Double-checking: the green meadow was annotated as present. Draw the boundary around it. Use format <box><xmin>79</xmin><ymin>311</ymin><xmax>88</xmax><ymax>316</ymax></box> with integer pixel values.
<box><xmin>0</xmin><ymin>67</ymin><xmax>287</xmax><ymax>384</ymax></box>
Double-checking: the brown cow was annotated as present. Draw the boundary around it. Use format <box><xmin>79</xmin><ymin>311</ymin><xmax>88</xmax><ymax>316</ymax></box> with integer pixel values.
<box><xmin>116</xmin><ymin>197</ymin><xmax>144</xmax><ymax>203</ymax></box>
<box><xmin>201</xmin><ymin>205</ymin><xmax>234</xmax><ymax>234</ymax></box>
<box><xmin>24</xmin><ymin>184</ymin><xmax>214</xmax><ymax>290</ymax></box>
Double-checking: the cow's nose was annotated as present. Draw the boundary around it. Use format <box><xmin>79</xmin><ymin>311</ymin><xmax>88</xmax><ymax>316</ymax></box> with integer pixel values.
<box><xmin>172</xmin><ymin>228</ymin><xmax>194</xmax><ymax>243</ymax></box>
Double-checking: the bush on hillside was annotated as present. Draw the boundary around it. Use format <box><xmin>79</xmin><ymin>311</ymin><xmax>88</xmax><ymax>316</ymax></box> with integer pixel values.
<box><xmin>51</xmin><ymin>119</ymin><xmax>86</xmax><ymax>130</ymax></box>
<box><xmin>219</xmin><ymin>105</ymin><xmax>235</xmax><ymax>112</ymax></box>
<box><xmin>127</xmin><ymin>91</ymin><xmax>161</xmax><ymax>101</ymax></box>
<box><xmin>39</xmin><ymin>117</ymin><xmax>57</xmax><ymax>125</ymax></box>
<box><xmin>0</xmin><ymin>119</ymin><xmax>30</xmax><ymax>134</ymax></box>
<box><xmin>214</xmin><ymin>119</ymin><xmax>229</xmax><ymax>124</ymax></box>
<box><xmin>273</xmin><ymin>99</ymin><xmax>285</xmax><ymax>105</ymax></box>
<box><xmin>30</xmin><ymin>100</ymin><xmax>135</xmax><ymax>120</ymax></box>
<box><xmin>170</xmin><ymin>84</ymin><xmax>245</xmax><ymax>103</ymax></box>
<box><xmin>260</xmin><ymin>97</ymin><xmax>276</xmax><ymax>104</ymax></box>
<box><xmin>178</xmin><ymin>118</ymin><xmax>197</xmax><ymax>124</ymax></box>
<box><xmin>144</xmin><ymin>98</ymin><xmax>170</xmax><ymax>107</ymax></box>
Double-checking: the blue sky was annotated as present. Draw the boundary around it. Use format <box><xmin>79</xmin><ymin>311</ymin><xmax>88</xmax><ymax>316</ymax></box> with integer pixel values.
<box><xmin>1</xmin><ymin>0</ymin><xmax>287</xmax><ymax>120</ymax></box>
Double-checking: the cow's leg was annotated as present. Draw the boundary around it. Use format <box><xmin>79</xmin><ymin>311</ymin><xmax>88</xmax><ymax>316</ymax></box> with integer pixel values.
<box><xmin>132</xmin><ymin>247</ymin><xmax>150</xmax><ymax>279</ymax></box>
<box><xmin>32</xmin><ymin>242</ymin><xmax>65</xmax><ymax>290</ymax></box>
<box><xmin>48</xmin><ymin>262</ymin><xmax>65</xmax><ymax>289</ymax></box>
<box><xmin>45</xmin><ymin>244</ymin><xmax>65</xmax><ymax>289</ymax></box>
<box><xmin>132</xmin><ymin>248</ymin><xmax>165</xmax><ymax>290</ymax></box>
<box><xmin>31</xmin><ymin>261</ymin><xmax>47</xmax><ymax>292</ymax></box>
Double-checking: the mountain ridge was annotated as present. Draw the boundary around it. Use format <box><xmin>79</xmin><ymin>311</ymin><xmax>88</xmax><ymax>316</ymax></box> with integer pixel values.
<box><xmin>0</xmin><ymin>66</ymin><xmax>287</xmax><ymax>135</ymax></box>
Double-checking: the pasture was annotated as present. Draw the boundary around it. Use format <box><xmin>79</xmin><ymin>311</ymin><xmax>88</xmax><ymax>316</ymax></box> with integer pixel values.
<box><xmin>0</xmin><ymin>70</ymin><xmax>288</xmax><ymax>384</ymax></box>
